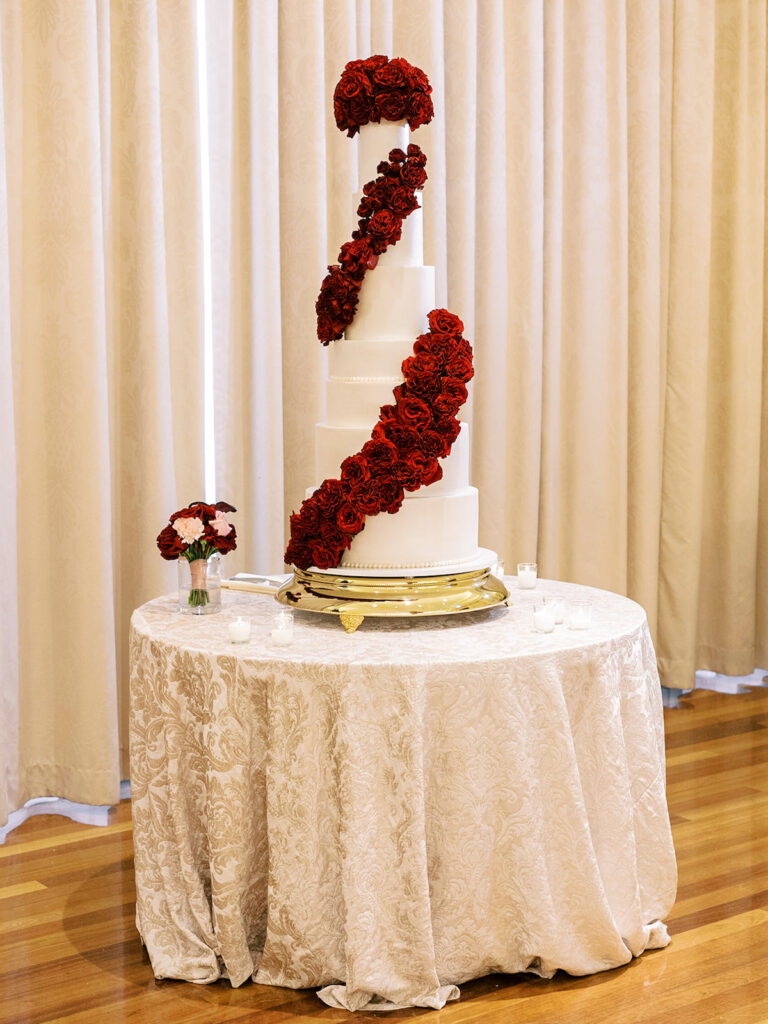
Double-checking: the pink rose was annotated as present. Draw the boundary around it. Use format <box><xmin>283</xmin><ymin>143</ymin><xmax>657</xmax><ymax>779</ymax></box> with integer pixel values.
<box><xmin>210</xmin><ymin>510</ymin><xmax>233</xmax><ymax>536</ymax></box>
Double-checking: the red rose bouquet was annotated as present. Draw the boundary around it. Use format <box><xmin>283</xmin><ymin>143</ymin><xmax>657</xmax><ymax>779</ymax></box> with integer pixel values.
<box><xmin>157</xmin><ymin>500</ymin><xmax>237</xmax><ymax>608</ymax></box>
<box><xmin>333</xmin><ymin>55</ymin><xmax>434</xmax><ymax>137</ymax></box>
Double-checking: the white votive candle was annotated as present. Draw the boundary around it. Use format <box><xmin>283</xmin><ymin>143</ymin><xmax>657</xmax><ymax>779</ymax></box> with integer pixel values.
<box><xmin>270</xmin><ymin>627</ymin><xmax>293</xmax><ymax>646</ymax></box>
<box><xmin>228</xmin><ymin>617</ymin><xmax>250</xmax><ymax>643</ymax></box>
<box><xmin>568</xmin><ymin>601</ymin><xmax>592</xmax><ymax>629</ymax></box>
<box><xmin>533</xmin><ymin>602</ymin><xmax>556</xmax><ymax>633</ymax></box>
<box><xmin>552</xmin><ymin>599</ymin><xmax>566</xmax><ymax>624</ymax></box>
<box><xmin>271</xmin><ymin>608</ymin><xmax>294</xmax><ymax>646</ymax></box>
<box><xmin>517</xmin><ymin>563</ymin><xmax>537</xmax><ymax>589</ymax></box>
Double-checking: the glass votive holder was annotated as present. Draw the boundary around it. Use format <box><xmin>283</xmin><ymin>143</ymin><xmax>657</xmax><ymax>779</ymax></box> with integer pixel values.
<box><xmin>271</xmin><ymin>608</ymin><xmax>294</xmax><ymax>646</ymax></box>
<box><xmin>492</xmin><ymin>558</ymin><xmax>505</xmax><ymax>579</ymax></box>
<box><xmin>551</xmin><ymin>598</ymin><xmax>566</xmax><ymax>624</ymax></box>
<box><xmin>228</xmin><ymin>615</ymin><xmax>251</xmax><ymax>643</ymax></box>
<box><xmin>568</xmin><ymin>600</ymin><xmax>593</xmax><ymax>630</ymax></box>
<box><xmin>533</xmin><ymin>598</ymin><xmax>556</xmax><ymax>633</ymax></box>
<box><xmin>517</xmin><ymin>562</ymin><xmax>537</xmax><ymax>589</ymax></box>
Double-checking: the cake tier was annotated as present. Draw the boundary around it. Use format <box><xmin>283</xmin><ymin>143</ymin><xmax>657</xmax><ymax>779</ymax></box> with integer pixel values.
<box><xmin>325</xmin><ymin>378</ymin><xmax>401</xmax><ymax>427</ymax></box>
<box><xmin>357</xmin><ymin>120</ymin><xmax>409</xmax><ymax>192</ymax></box>
<box><xmin>340</xmin><ymin>487</ymin><xmax>479</xmax><ymax>570</ymax></box>
<box><xmin>314</xmin><ymin>422</ymin><xmax>469</xmax><ymax>498</ymax></box>
<box><xmin>329</xmin><ymin>338</ymin><xmax>414</xmax><ymax>380</ymax></box>
<box><xmin>351</xmin><ymin>265</ymin><xmax>435</xmax><ymax>341</ymax></box>
<box><xmin>357</xmin><ymin>120</ymin><xmax>422</xmax><ymax>268</ymax></box>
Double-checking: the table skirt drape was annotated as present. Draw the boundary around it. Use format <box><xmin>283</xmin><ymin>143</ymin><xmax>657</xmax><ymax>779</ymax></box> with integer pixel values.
<box><xmin>129</xmin><ymin>581</ymin><xmax>677</xmax><ymax>1011</ymax></box>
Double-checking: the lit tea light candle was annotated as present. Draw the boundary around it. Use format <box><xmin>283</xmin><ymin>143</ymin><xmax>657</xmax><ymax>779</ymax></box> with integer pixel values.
<box><xmin>228</xmin><ymin>617</ymin><xmax>250</xmax><ymax>643</ymax></box>
<box><xmin>533</xmin><ymin>601</ymin><xmax>555</xmax><ymax>633</ymax></box>
<box><xmin>517</xmin><ymin>563</ymin><xmax>537</xmax><ymax>589</ymax></box>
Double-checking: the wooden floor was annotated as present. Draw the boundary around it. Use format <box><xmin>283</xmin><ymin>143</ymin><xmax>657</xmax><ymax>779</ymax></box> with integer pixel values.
<box><xmin>1</xmin><ymin>686</ymin><xmax>768</xmax><ymax>1024</ymax></box>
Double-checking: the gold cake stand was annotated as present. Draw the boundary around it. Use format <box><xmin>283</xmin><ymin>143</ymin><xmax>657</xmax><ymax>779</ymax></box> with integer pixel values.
<box><xmin>274</xmin><ymin>550</ymin><xmax>508</xmax><ymax>632</ymax></box>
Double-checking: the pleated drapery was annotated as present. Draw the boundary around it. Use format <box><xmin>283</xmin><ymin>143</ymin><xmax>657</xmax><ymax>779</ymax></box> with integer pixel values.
<box><xmin>1</xmin><ymin>0</ymin><xmax>766</xmax><ymax>828</ymax></box>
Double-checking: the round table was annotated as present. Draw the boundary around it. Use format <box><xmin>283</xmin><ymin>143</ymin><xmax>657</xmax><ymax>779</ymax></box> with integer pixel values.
<box><xmin>129</xmin><ymin>578</ymin><xmax>677</xmax><ymax>1012</ymax></box>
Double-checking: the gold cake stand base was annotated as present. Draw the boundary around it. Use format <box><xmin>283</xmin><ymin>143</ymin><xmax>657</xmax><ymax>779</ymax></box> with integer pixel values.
<box><xmin>275</xmin><ymin>562</ymin><xmax>509</xmax><ymax>633</ymax></box>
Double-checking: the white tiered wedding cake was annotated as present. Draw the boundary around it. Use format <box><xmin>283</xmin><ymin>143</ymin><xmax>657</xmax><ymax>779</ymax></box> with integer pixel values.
<box><xmin>315</xmin><ymin>121</ymin><xmax>480</xmax><ymax>572</ymax></box>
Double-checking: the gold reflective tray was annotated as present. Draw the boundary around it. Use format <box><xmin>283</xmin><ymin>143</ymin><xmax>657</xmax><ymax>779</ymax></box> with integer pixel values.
<box><xmin>275</xmin><ymin>563</ymin><xmax>509</xmax><ymax>632</ymax></box>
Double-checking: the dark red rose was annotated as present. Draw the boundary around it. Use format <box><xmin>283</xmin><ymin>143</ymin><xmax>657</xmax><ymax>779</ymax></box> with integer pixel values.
<box><xmin>211</xmin><ymin>525</ymin><xmax>237</xmax><ymax>555</ymax></box>
<box><xmin>349</xmin><ymin>94</ymin><xmax>373</xmax><ymax>126</ymax></box>
<box><xmin>373</xmin><ymin>60</ymin><xmax>408</xmax><ymax>89</ymax></box>
<box><xmin>361</xmin><ymin>437</ymin><xmax>398</xmax><ymax>473</ymax></box>
<box><xmin>376</xmin><ymin>477</ymin><xmax>404</xmax><ymax>514</ymax></box>
<box><xmin>389</xmin><ymin>186</ymin><xmax>419</xmax><ymax>216</ymax></box>
<box><xmin>388</xmin><ymin>147</ymin><xmax>406</xmax><ymax>164</ymax></box>
<box><xmin>314</xmin><ymin>479</ymin><xmax>345</xmax><ymax>516</ymax></box>
<box><xmin>442</xmin><ymin>377</ymin><xmax>469</xmax><ymax>404</ymax></box>
<box><xmin>444</xmin><ymin>350</ymin><xmax>474</xmax><ymax>382</ymax></box>
<box><xmin>434</xmin><ymin>416</ymin><xmax>462</xmax><ymax>445</ymax></box>
<box><xmin>157</xmin><ymin>524</ymin><xmax>185</xmax><ymax>560</ymax></box>
<box><xmin>371</xmin><ymin>418</ymin><xmax>396</xmax><ymax>443</ymax></box>
<box><xmin>400</xmin><ymin>161</ymin><xmax>427</xmax><ymax>189</ymax></box>
<box><xmin>298</xmin><ymin>498</ymin><xmax>321</xmax><ymax>533</ymax></box>
<box><xmin>428</xmin><ymin>308</ymin><xmax>464</xmax><ymax>336</ymax></box>
<box><xmin>338</xmin><ymin>238</ymin><xmax>372</xmax><ymax>278</ymax></box>
<box><xmin>316</xmin><ymin>267</ymin><xmax>361</xmax><ymax>342</ymax></box>
<box><xmin>349</xmin><ymin>479</ymin><xmax>382</xmax><ymax>515</ymax></box>
<box><xmin>335</xmin><ymin>68</ymin><xmax>372</xmax><ymax>101</ymax></box>
<box><xmin>337</xmin><ymin>501</ymin><xmax>365</xmax><ymax>535</ymax></box>
<box><xmin>421</xmin><ymin>428</ymin><xmax>451</xmax><ymax>459</ymax></box>
<box><xmin>170</xmin><ymin>503</ymin><xmax>205</xmax><ymax>523</ymax></box>
<box><xmin>402</xmin><ymin>351</ymin><xmax>442</xmax><ymax>398</ymax></box>
<box><xmin>414</xmin><ymin>331</ymin><xmax>453</xmax><ymax>361</ymax></box>
<box><xmin>407</xmin><ymin>92</ymin><xmax>434</xmax><ymax>130</ymax></box>
<box><xmin>340</xmin><ymin>453</ymin><xmax>369</xmax><ymax>487</ymax></box>
<box><xmin>404</xmin><ymin>368</ymin><xmax>439</xmax><ymax>399</ymax></box>
<box><xmin>311</xmin><ymin>538</ymin><xmax>344</xmax><ymax>570</ymax></box>
<box><xmin>368</xmin><ymin>209</ymin><xmax>401</xmax><ymax>249</ymax></box>
<box><xmin>317</xmin><ymin>312</ymin><xmax>339</xmax><ymax>344</ymax></box>
<box><xmin>403</xmin><ymin>352</ymin><xmax>440</xmax><ymax>378</ymax></box>
<box><xmin>434</xmin><ymin>393</ymin><xmax>461</xmax><ymax>418</ymax></box>
<box><xmin>379</xmin><ymin>421</ymin><xmax>422</xmax><ymax>453</ymax></box>
<box><xmin>362</xmin><ymin>54</ymin><xmax>388</xmax><ymax>73</ymax></box>
<box><xmin>394</xmin><ymin>459</ymin><xmax>421</xmax><ymax>490</ymax></box>
<box><xmin>285</xmin><ymin>538</ymin><xmax>313</xmax><ymax>570</ymax></box>
<box><xmin>411</xmin><ymin>452</ymin><xmax>443</xmax><ymax>487</ymax></box>
<box><xmin>289</xmin><ymin>511</ymin><xmax>308</xmax><ymax>542</ymax></box>
<box><xmin>407</xmin><ymin>143</ymin><xmax>425</xmax><ymax>158</ymax></box>
<box><xmin>396</xmin><ymin>393</ymin><xmax>433</xmax><ymax>430</ymax></box>
<box><xmin>376</xmin><ymin>91</ymin><xmax>408</xmax><ymax>122</ymax></box>
<box><xmin>408</xmin><ymin>66</ymin><xmax>432</xmax><ymax>94</ymax></box>
<box><xmin>321</xmin><ymin>520</ymin><xmax>350</xmax><ymax>550</ymax></box>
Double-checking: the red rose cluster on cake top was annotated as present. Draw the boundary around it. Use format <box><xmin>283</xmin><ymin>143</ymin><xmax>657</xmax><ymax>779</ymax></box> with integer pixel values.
<box><xmin>333</xmin><ymin>54</ymin><xmax>434</xmax><ymax>137</ymax></box>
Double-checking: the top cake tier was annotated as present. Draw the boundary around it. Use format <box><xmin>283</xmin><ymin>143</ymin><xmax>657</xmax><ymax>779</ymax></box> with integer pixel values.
<box><xmin>356</xmin><ymin>121</ymin><xmax>424</xmax><ymax>269</ymax></box>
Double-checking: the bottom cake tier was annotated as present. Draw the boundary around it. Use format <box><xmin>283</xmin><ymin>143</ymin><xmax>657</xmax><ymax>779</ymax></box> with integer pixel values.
<box><xmin>338</xmin><ymin>486</ymin><xmax>479</xmax><ymax>570</ymax></box>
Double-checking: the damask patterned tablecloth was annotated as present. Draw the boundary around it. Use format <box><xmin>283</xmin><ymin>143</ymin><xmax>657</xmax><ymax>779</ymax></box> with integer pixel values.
<box><xmin>129</xmin><ymin>578</ymin><xmax>677</xmax><ymax>1012</ymax></box>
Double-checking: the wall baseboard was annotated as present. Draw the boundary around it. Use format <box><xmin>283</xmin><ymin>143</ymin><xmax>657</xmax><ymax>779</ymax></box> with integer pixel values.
<box><xmin>0</xmin><ymin>780</ymin><xmax>131</xmax><ymax>845</ymax></box>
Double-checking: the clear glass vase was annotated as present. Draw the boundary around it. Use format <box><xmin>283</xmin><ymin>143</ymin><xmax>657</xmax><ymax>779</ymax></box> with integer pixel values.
<box><xmin>178</xmin><ymin>553</ymin><xmax>222</xmax><ymax>614</ymax></box>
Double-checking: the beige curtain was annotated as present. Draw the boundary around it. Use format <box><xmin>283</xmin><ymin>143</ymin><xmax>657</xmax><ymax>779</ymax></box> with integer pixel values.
<box><xmin>2</xmin><ymin>0</ymin><xmax>766</xmax><ymax>827</ymax></box>
<box><xmin>0</xmin><ymin>0</ymin><xmax>206</xmax><ymax>825</ymax></box>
